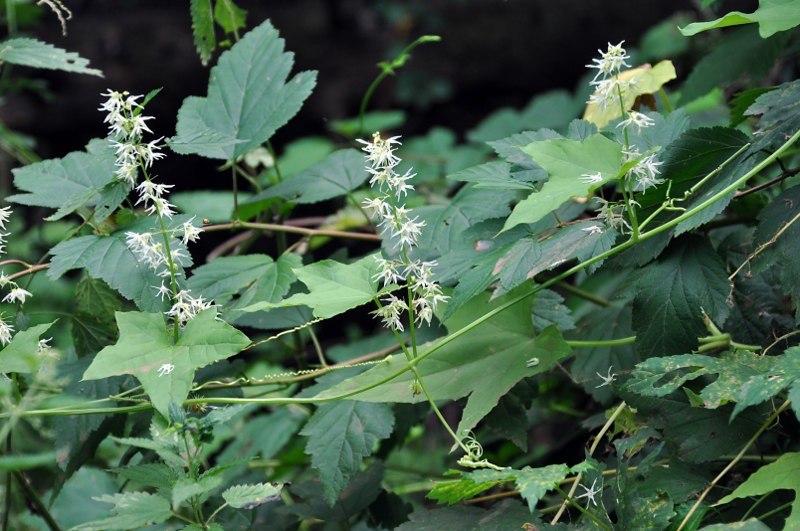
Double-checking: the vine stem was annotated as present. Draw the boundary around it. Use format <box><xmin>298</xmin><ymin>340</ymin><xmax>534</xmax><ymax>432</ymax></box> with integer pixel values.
<box><xmin>206</xmin><ymin>220</ymin><xmax>379</xmax><ymax>241</ymax></box>
<box><xmin>552</xmin><ymin>484</ymin><xmax>611</xmax><ymax>530</ymax></box>
<box><xmin>677</xmin><ymin>399</ymin><xmax>791</xmax><ymax>531</ymax></box>
<box><xmin>551</xmin><ymin>401</ymin><xmax>627</xmax><ymax>524</ymax></box>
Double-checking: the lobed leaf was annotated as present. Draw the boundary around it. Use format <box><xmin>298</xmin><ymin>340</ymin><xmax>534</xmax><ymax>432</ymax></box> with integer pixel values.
<box><xmin>680</xmin><ymin>0</ymin><xmax>800</xmax><ymax>38</ymax></box>
<box><xmin>171</xmin><ymin>19</ymin><xmax>317</xmax><ymax>160</ymax></box>
<box><xmin>190</xmin><ymin>0</ymin><xmax>215</xmax><ymax>66</ymax></box>
<box><xmin>77</xmin><ymin>492</ymin><xmax>172</xmax><ymax>530</ymax></box>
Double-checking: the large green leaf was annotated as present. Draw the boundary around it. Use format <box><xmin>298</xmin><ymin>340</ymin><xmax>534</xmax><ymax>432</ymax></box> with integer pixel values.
<box><xmin>300</xmin><ymin>401</ymin><xmax>394</xmax><ymax>505</ymax></box>
<box><xmin>82</xmin><ymin>309</ymin><xmax>249</xmax><ymax>417</ymax></box>
<box><xmin>170</xmin><ymin>19</ymin><xmax>317</xmax><ymax>160</ymax></box>
<box><xmin>314</xmin><ymin>289</ymin><xmax>572</xmax><ymax>439</ymax></box>
<box><xmin>502</xmin><ymin>134</ymin><xmax>623</xmax><ymax>232</ymax></box>
<box><xmin>247</xmin><ymin>149</ymin><xmax>367</xmax><ymax>204</ymax></box>
<box><xmin>187</xmin><ymin>253</ymin><xmax>294</xmax><ymax>302</ymax></box>
<box><xmin>492</xmin><ymin>221</ymin><xmax>617</xmax><ymax>298</ymax></box>
<box><xmin>746</xmin><ymin>80</ymin><xmax>800</xmax><ymax>157</ymax></box>
<box><xmin>0</xmin><ymin>37</ymin><xmax>102</xmax><ymax>76</ymax></box>
<box><xmin>629</xmin><ymin>235</ymin><xmax>731</xmax><ymax>357</ymax></box>
<box><xmin>718</xmin><ymin>452</ymin><xmax>800</xmax><ymax>529</ymax></box>
<box><xmin>223</xmin><ymin>482</ymin><xmax>284</xmax><ymax>509</ymax></box>
<box><xmin>236</xmin><ymin>254</ymin><xmax>385</xmax><ymax>319</ymax></box>
<box><xmin>8</xmin><ymin>138</ymin><xmax>125</xmax><ymax>224</ymax></box>
<box><xmin>680</xmin><ymin>0</ymin><xmax>800</xmax><ymax>38</ymax></box>
<box><xmin>77</xmin><ymin>492</ymin><xmax>172</xmax><ymax>530</ymax></box>
<box><xmin>397</xmin><ymin>499</ymin><xmax>533</xmax><ymax>531</ymax></box>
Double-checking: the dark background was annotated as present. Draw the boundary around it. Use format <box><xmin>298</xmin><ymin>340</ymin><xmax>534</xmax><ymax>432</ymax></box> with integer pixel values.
<box><xmin>2</xmin><ymin>0</ymin><xmax>710</xmax><ymax>164</ymax></box>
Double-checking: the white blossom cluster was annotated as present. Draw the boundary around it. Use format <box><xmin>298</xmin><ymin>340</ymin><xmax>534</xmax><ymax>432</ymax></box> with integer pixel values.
<box><xmin>358</xmin><ymin>133</ymin><xmax>448</xmax><ymax>331</ymax></box>
<box><xmin>0</xmin><ymin>206</ymin><xmax>26</xmax><ymax>345</ymax></box>
<box><xmin>586</xmin><ymin>41</ymin><xmax>633</xmax><ymax>111</ymax></box>
<box><xmin>100</xmin><ymin>90</ymin><xmax>209</xmax><ymax>329</ymax></box>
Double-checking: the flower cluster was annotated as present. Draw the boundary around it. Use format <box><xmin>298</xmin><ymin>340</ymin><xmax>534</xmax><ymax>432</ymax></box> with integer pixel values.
<box><xmin>359</xmin><ymin>133</ymin><xmax>448</xmax><ymax>331</ymax></box>
<box><xmin>586</xmin><ymin>41</ymin><xmax>633</xmax><ymax>111</ymax></box>
<box><xmin>100</xmin><ymin>90</ymin><xmax>209</xmax><ymax>329</ymax></box>
<box><xmin>0</xmin><ymin>207</ymin><xmax>31</xmax><ymax>345</ymax></box>
<box><xmin>623</xmin><ymin>147</ymin><xmax>663</xmax><ymax>192</ymax></box>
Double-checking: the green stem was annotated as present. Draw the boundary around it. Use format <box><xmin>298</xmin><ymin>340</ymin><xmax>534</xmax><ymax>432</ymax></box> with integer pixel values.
<box><xmin>358</xmin><ymin>35</ymin><xmax>441</xmax><ymax>137</ymax></box>
<box><xmin>566</xmin><ymin>336</ymin><xmax>635</xmax><ymax>348</ymax></box>
<box><xmin>231</xmin><ymin>164</ymin><xmax>239</xmax><ymax>220</ymax></box>
<box><xmin>266</xmin><ymin>140</ymin><xmax>282</xmax><ymax>182</ymax></box>
<box><xmin>209</xmin><ymin>220</ymin><xmax>379</xmax><ymax>241</ymax></box>
<box><xmin>554</xmin><ymin>280</ymin><xmax>614</xmax><ymax>307</ymax></box>
<box><xmin>658</xmin><ymin>87</ymin><xmax>673</xmax><ymax>113</ymax></box>
<box><xmin>12</xmin><ymin>471</ymin><xmax>61</xmax><ymax>531</ymax></box>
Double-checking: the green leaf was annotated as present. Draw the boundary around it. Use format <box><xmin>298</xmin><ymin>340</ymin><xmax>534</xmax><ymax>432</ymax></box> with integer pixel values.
<box><xmin>397</xmin><ymin>499</ymin><xmax>533</xmax><ymax>530</ymax></box>
<box><xmin>190</xmin><ymin>0</ymin><xmax>215</xmax><ymax>66</ymax></box>
<box><xmin>699</xmin><ymin>520</ymin><xmax>772</xmax><ymax>531</ymax></box>
<box><xmin>48</xmin><ymin>232</ymin><xmax>164</xmax><ymax>313</ymax></box>
<box><xmin>329</xmin><ymin>110</ymin><xmax>406</xmax><ymax>138</ymax></box>
<box><xmin>751</xmin><ymin>186</ymin><xmax>800</xmax><ymax>322</ymax></box>
<box><xmin>629</xmin><ymin>235</ymin><xmax>731</xmax><ymax>358</ymax></box>
<box><xmin>634</xmin><ymin>127</ymin><xmax>755</xmax><ymax>237</ymax></box>
<box><xmin>8</xmin><ymin>138</ymin><xmax>124</xmax><ymax>224</ymax></box>
<box><xmin>530</xmin><ymin>289</ymin><xmax>576</xmax><ymax>333</ymax></box>
<box><xmin>627</xmin><ymin>350</ymin><xmax>776</xmax><ymax>408</ymax></box>
<box><xmin>679</xmin><ymin>0</ymin><xmax>800</xmax><ymax>38</ymax></box>
<box><xmin>171</xmin><ymin>19</ymin><xmax>317</xmax><ymax>160</ymax></box>
<box><xmin>82</xmin><ymin>309</ymin><xmax>249</xmax><ymax>417</ymax></box>
<box><xmin>222</xmin><ymin>482</ymin><xmax>284</xmax><ymax>509</ymax></box>
<box><xmin>248</xmin><ymin>149</ymin><xmax>368</xmax><ymax>204</ymax></box>
<box><xmin>214</xmin><ymin>0</ymin><xmax>247</xmax><ymax>34</ymax></box>
<box><xmin>680</xmin><ymin>27</ymin><xmax>789</xmax><ymax>104</ymax></box>
<box><xmin>492</xmin><ymin>221</ymin><xmax>617</xmax><ymax>298</ymax></box>
<box><xmin>238</xmin><ymin>254</ymin><xmax>384</xmax><ymax>319</ymax></box>
<box><xmin>114</xmin><ymin>463</ymin><xmax>182</xmax><ymax>490</ymax></box>
<box><xmin>746</xmin><ymin>80</ymin><xmax>800</xmax><ymax>155</ymax></box>
<box><xmin>734</xmin><ymin>347</ymin><xmax>800</xmax><ymax>418</ymax></box>
<box><xmin>300</xmin><ymin>401</ymin><xmax>394</xmax><ymax>505</ymax></box>
<box><xmin>188</xmin><ymin>253</ymin><xmax>289</xmax><ymax>302</ymax></box>
<box><xmin>0</xmin><ymin>322</ymin><xmax>56</xmax><ymax>373</ymax></box>
<box><xmin>514</xmin><ymin>464</ymin><xmax>571</xmax><ymax>512</ymax></box>
<box><xmin>447</xmin><ymin>161</ymin><xmax>536</xmax><ymax>190</ymax></box>
<box><xmin>428</xmin><ymin>475</ymin><xmax>506</xmax><ymax>505</ymax></box>
<box><xmin>78</xmin><ymin>492</ymin><xmax>172</xmax><ymax>530</ymax></box>
<box><xmin>502</xmin><ymin>134</ymin><xmax>623</xmax><ymax>232</ymax></box>
<box><xmin>172</xmin><ymin>475</ymin><xmax>224</xmax><ymax>509</ymax></box>
<box><xmin>718</xmin><ymin>452</ymin><xmax>800</xmax><ymax>529</ymax></box>
<box><xmin>315</xmin><ymin>289</ymin><xmax>572</xmax><ymax>439</ymax></box>
<box><xmin>171</xmin><ymin>190</ymin><xmax>250</xmax><ymax>223</ymax></box>
<box><xmin>0</xmin><ymin>37</ymin><xmax>102</xmax><ymax>76</ymax></box>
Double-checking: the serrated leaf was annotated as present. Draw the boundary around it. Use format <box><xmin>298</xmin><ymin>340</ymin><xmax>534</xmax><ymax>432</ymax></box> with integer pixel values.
<box><xmin>48</xmin><ymin>234</ymin><xmax>163</xmax><ymax>313</ymax></box>
<box><xmin>634</xmin><ymin>127</ymin><xmax>756</xmax><ymax>237</ymax></box>
<box><xmin>733</xmin><ymin>347</ymin><xmax>800</xmax><ymax>418</ymax></box>
<box><xmin>447</xmin><ymin>160</ymin><xmax>536</xmax><ymax>190</ymax></box>
<box><xmin>237</xmin><ymin>254</ymin><xmax>384</xmax><ymax>319</ymax></box>
<box><xmin>8</xmin><ymin>138</ymin><xmax>124</xmax><ymax>224</ymax></box>
<box><xmin>0</xmin><ymin>321</ymin><xmax>56</xmax><ymax>373</ymax></box>
<box><xmin>680</xmin><ymin>0</ymin><xmax>800</xmax><ymax>38</ymax></box>
<box><xmin>300</xmin><ymin>401</ymin><xmax>394</xmax><ymax>505</ymax></box>
<box><xmin>171</xmin><ymin>19</ymin><xmax>316</xmax><ymax>160</ymax></box>
<box><xmin>248</xmin><ymin>149</ymin><xmax>367</xmax><ymax>204</ymax></box>
<box><xmin>82</xmin><ymin>309</ymin><xmax>249</xmax><ymax>417</ymax></box>
<box><xmin>493</xmin><ymin>221</ymin><xmax>617</xmax><ymax>297</ymax></box>
<box><xmin>627</xmin><ymin>350</ymin><xmax>776</xmax><ymax>408</ymax></box>
<box><xmin>583</xmin><ymin>61</ymin><xmax>676</xmax><ymax>128</ymax></box>
<box><xmin>680</xmin><ymin>26</ymin><xmax>789</xmax><ymax>104</ymax></box>
<box><xmin>514</xmin><ymin>464</ymin><xmax>571</xmax><ymax>512</ymax></box>
<box><xmin>172</xmin><ymin>475</ymin><xmax>224</xmax><ymax>509</ymax></box>
<box><xmin>746</xmin><ymin>80</ymin><xmax>800</xmax><ymax>157</ymax></box>
<box><xmin>530</xmin><ymin>289</ymin><xmax>576</xmax><ymax>333</ymax></box>
<box><xmin>114</xmin><ymin>463</ymin><xmax>182</xmax><ymax>490</ymax></box>
<box><xmin>188</xmin><ymin>253</ymin><xmax>290</xmax><ymax>302</ymax></box>
<box><xmin>190</xmin><ymin>0</ymin><xmax>215</xmax><ymax>66</ymax></box>
<box><xmin>76</xmin><ymin>276</ymin><xmax>122</xmax><ymax>323</ymax></box>
<box><xmin>222</xmin><ymin>482</ymin><xmax>284</xmax><ymax>508</ymax></box>
<box><xmin>502</xmin><ymin>134</ymin><xmax>623</xmax><ymax>232</ymax></box>
<box><xmin>428</xmin><ymin>476</ymin><xmax>507</xmax><ymax>505</ymax></box>
<box><xmin>629</xmin><ymin>235</ymin><xmax>731</xmax><ymax>357</ymax></box>
<box><xmin>315</xmin><ymin>289</ymin><xmax>572</xmax><ymax>439</ymax></box>
<box><xmin>0</xmin><ymin>37</ymin><xmax>102</xmax><ymax>76</ymax></box>
<box><xmin>718</xmin><ymin>452</ymin><xmax>800</xmax><ymax>529</ymax></box>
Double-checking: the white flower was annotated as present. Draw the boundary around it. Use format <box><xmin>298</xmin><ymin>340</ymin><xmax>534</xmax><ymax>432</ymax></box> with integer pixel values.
<box><xmin>3</xmin><ymin>287</ymin><xmax>32</xmax><ymax>304</ymax></box>
<box><xmin>586</xmin><ymin>41</ymin><xmax>630</xmax><ymax>81</ymax></box>
<box><xmin>153</xmin><ymin>281</ymin><xmax>172</xmax><ymax>301</ymax></box>
<box><xmin>0</xmin><ymin>207</ymin><xmax>12</xmax><ymax>230</ymax></box>
<box><xmin>373</xmin><ymin>257</ymin><xmax>404</xmax><ymax>286</ymax></box>
<box><xmin>357</xmin><ymin>132</ymin><xmax>402</xmax><ymax>169</ymax></box>
<box><xmin>595</xmin><ymin>366</ymin><xmax>618</xmax><ymax>388</ymax></box>
<box><xmin>372</xmin><ymin>294</ymin><xmax>408</xmax><ymax>331</ymax></box>
<box><xmin>575</xmin><ymin>479</ymin><xmax>602</xmax><ymax>507</ymax></box>
<box><xmin>0</xmin><ymin>318</ymin><xmax>13</xmax><ymax>345</ymax></box>
<box><xmin>167</xmin><ymin>289</ymin><xmax>215</xmax><ymax>329</ymax></box>
<box><xmin>582</xmin><ymin>225</ymin><xmax>603</xmax><ymax>235</ymax></box>
<box><xmin>580</xmin><ymin>172</ymin><xmax>603</xmax><ymax>184</ymax></box>
<box><xmin>37</xmin><ymin>337</ymin><xmax>52</xmax><ymax>353</ymax></box>
<box><xmin>180</xmin><ymin>217</ymin><xmax>203</xmax><ymax>245</ymax></box>
<box><xmin>618</xmin><ymin>111</ymin><xmax>655</xmax><ymax>133</ymax></box>
<box><xmin>157</xmin><ymin>363</ymin><xmax>175</xmax><ymax>377</ymax></box>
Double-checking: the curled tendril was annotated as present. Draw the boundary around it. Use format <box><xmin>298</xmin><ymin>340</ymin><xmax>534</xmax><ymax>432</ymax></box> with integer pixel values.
<box><xmin>455</xmin><ymin>432</ymin><xmax>508</xmax><ymax>471</ymax></box>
